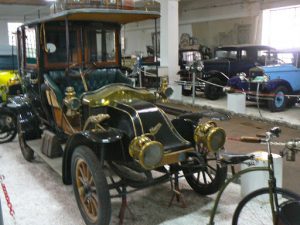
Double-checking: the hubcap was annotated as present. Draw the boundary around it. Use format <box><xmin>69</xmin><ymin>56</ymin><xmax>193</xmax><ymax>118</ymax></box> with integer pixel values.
<box><xmin>275</xmin><ymin>91</ymin><xmax>284</xmax><ymax>108</ymax></box>
<box><xmin>76</xmin><ymin>159</ymin><xmax>99</xmax><ymax>223</ymax></box>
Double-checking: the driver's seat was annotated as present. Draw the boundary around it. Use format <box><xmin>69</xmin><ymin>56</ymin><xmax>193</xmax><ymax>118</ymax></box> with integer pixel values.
<box><xmin>44</xmin><ymin>73</ymin><xmax>80</xmax><ymax>134</ymax></box>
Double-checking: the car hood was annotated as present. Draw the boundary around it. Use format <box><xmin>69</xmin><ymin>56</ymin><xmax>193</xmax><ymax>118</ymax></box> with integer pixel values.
<box><xmin>0</xmin><ymin>70</ymin><xmax>17</xmax><ymax>85</ymax></box>
<box><xmin>203</xmin><ymin>58</ymin><xmax>232</xmax><ymax>64</ymax></box>
<box><xmin>262</xmin><ymin>64</ymin><xmax>296</xmax><ymax>73</ymax></box>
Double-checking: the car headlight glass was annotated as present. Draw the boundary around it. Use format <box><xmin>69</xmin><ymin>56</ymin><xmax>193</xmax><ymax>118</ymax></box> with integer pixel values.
<box><xmin>239</xmin><ymin>72</ymin><xmax>247</xmax><ymax>81</ymax></box>
<box><xmin>194</xmin><ymin>121</ymin><xmax>226</xmax><ymax>152</ymax></box>
<box><xmin>129</xmin><ymin>135</ymin><xmax>163</xmax><ymax>170</ymax></box>
<box><xmin>263</xmin><ymin>74</ymin><xmax>269</xmax><ymax>82</ymax></box>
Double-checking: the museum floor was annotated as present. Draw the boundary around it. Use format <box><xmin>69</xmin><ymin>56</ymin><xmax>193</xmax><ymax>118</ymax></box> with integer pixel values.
<box><xmin>0</xmin><ymin>90</ymin><xmax>300</xmax><ymax>225</ymax></box>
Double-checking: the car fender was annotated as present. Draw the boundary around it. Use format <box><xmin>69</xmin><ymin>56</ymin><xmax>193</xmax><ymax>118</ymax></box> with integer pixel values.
<box><xmin>227</xmin><ymin>76</ymin><xmax>249</xmax><ymax>90</ymax></box>
<box><xmin>9</xmin><ymin>95</ymin><xmax>42</xmax><ymax>140</ymax></box>
<box><xmin>62</xmin><ymin>128</ymin><xmax>125</xmax><ymax>185</ymax></box>
<box><xmin>262</xmin><ymin>79</ymin><xmax>293</xmax><ymax>93</ymax></box>
<box><xmin>205</xmin><ymin>70</ymin><xmax>228</xmax><ymax>83</ymax></box>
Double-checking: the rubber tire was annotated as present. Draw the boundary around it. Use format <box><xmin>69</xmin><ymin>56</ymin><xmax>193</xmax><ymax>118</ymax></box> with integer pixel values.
<box><xmin>268</xmin><ymin>86</ymin><xmax>288</xmax><ymax>112</ymax></box>
<box><xmin>71</xmin><ymin>146</ymin><xmax>111</xmax><ymax>225</ymax></box>
<box><xmin>17</xmin><ymin>119</ymin><xmax>34</xmax><ymax>162</ymax></box>
<box><xmin>232</xmin><ymin>187</ymin><xmax>300</xmax><ymax>225</ymax></box>
<box><xmin>0</xmin><ymin>110</ymin><xmax>17</xmax><ymax>144</ymax></box>
<box><xmin>183</xmin><ymin>163</ymin><xmax>227</xmax><ymax>195</ymax></box>
<box><xmin>182</xmin><ymin>85</ymin><xmax>193</xmax><ymax>96</ymax></box>
<box><xmin>204</xmin><ymin>77</ymin><xmax>223</xmax><ymax>100</ymax></box>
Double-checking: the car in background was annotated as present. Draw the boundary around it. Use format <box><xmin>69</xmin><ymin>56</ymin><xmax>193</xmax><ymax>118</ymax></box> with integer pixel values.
<box><xmin>226</xmin><ymin>50</ymin><xmax>300</xmax><ymax>112</ymax></box>
<box><xmin>0</xmin><ymin>55</ymin><xmax>21</xmax><ymax>103</ymax></box>
<box><xmin>201</xmin><ymin>45</ymin><xmax>276</xmax><ymax>100</ymax></box>
<box><xmin>177</xmin><ymin>49</ymin><xmax>203</xmax><ymax>96</ymax></box>
<box><xmin>0</xmin><ymin>55</ymin><xmax>21</xmax><ymax>143</ymax></box>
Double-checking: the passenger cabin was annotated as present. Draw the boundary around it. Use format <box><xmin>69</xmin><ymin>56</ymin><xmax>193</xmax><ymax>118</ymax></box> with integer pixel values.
<box><xmin>17</xmin><ymin>3</ymin><xmax>160</xmax><ymax>135</ymax></box>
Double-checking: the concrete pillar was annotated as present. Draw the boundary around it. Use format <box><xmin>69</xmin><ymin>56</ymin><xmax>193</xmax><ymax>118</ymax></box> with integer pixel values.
<box><xmin>158</xmin><ymin>0</ymin><xmax>179</xmax><ymax>84</ymax></box>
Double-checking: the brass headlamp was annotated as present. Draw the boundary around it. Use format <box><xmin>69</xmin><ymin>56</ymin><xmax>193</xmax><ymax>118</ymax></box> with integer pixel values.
<box><xmin>129</xmin><ymin>135</ymin><xmax>163</xmax><ymax>170</ymax></box>
<box><xmin>63</xmin><ymin>86</ymin><xmax>81</xmax><ymax>117</ymax></box>
<box><xmin>8</xmin><ymin>75</ymin><xmax>20</xmax><ymax>86</ymax></box>
<box><xmin>194</xmin><ymin>121</ymin><xmax>226</xmax><ymax>152</ymax></box>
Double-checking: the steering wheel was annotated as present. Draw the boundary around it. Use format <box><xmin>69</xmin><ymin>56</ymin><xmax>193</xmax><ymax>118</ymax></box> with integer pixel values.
<box><xmin>65</xmin><ymin>63</ymin><xmax>97</xmax><ymax>92</ymax></box>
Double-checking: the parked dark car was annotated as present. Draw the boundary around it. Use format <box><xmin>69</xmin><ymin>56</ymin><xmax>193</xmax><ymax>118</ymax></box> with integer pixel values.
<box><xmin>177</xmin><ymin>49</ymin><xmax>203</xmax><ymax>96</ymax></box>
<box><xmin>11</xmin><ymin>5</ymin><xmax>228</xmax><ymax>225</ymax></box>
<box><xmin>178</xmin><ymin>45</ymin><xmax>275</xmax><ymax>100</ymax></box>
<box><xmin>226</xmin><ymin>50</ymin><xmax>300</xmax><ymax>112</ymax></box>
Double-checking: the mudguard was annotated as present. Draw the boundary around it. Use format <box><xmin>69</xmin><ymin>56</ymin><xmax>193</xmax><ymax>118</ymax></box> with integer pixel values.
<box><xmin>8</xmin><ymin>95</ymin><xmax>41</xmax><ymax>140</ymax></box>
<box><xmin>262</xmin><ymin>79</ymin><xmax>293</xmax><ymax>93</ymax></box>
<box><xmin>62</xmin><ymin>128</ymin><xmax>125</xmax><ymax>184</ymax></box>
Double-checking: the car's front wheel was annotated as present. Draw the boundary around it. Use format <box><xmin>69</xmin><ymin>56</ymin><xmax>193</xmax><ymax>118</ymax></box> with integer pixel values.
<box><xmin>182</xmin><ymin>152</ymin><xmax>227</xmax><ymax>195</ymax></box>
<box><xmin>0</xmin><ymin>109</ymin><xmax>17</xmax><ymax>144</ymax></box>
<box><xmin>268</xmin><ymin>86</ymin><xmax>288</xmax><ymax>112</ymax></box>
<box><xmin>204</xmin><ymin>77</ymin><xmax>223</xmax><ymax>100</ymax></box>
<box><xmin>71</xmin><ymin>146</ymin><xmax>111</xmax><ymax>225</ymax></box>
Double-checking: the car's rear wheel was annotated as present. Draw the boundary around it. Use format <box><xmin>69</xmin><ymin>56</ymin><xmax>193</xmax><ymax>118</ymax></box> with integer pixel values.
<box><xmin>17</xmin><ymin>119</ymin><xmax>34</xmax><ymax>161</ymax></box>
<box><xmin>71</xmin><ymin>146</ymin><xmax>111</xmax><ymax>225</ymax></box>
<box><xmin>182</xmin><ymin>151</ymin><xmax>227</xmax><ymax>195</ymax></box>
<box><xmin>0</xmin><ymin>109</ymin><xmax>17</xmax><ymax>144</ymax></box>
<box><xmin>268</xmin><ymin>86</ymin><xmax>288</xmax><ymax>112</ymax></box>
<box><xmin>204</xmin><ymin>77</ymin><xmax>223</xmax><ymax>100</ymax></box>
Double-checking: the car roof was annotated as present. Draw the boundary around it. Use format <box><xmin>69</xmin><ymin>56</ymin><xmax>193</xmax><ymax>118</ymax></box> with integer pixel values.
<box><xmin>21</xmin><ymin>8</ymin><xmax>160</xmax><ymax>26</ymax></box>
<box><xmin>217</xmin><ymin>44</ymin><xmax>275</xmax><ymax>51</ymax></box>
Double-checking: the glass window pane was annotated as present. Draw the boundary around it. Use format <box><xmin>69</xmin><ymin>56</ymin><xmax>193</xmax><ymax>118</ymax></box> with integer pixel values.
<box><xmin>46</xmin><ymin>30</ymin><xmax>78</xmax><ymax>64</ymax></box>
<box><xmin>25</xmin><ymin>27</ymin><xmax>37</xmax><ymax>65</ymax></box>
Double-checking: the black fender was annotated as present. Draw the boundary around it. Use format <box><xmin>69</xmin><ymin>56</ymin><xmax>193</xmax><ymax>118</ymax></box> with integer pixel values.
<box><xmin>205</xmin><ymin>70</ymin><xmax>228</xmax><ymax>83</ymax></box>
<box><xmin>8</xmin><ymin>95</ymin><xmax>41</xmax><ymax>140</ymax></box>
<box><xmin>62</xmin><ymin>127</ymin><xmax>125</xmax><ymax>185</ymax></box>
<box><xmin>171</xmin><ymin>118</ymin><xmax>196</xmax><ymax>144</ymax></box>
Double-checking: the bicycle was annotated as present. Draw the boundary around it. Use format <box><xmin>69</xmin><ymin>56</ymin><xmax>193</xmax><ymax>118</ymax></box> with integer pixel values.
<box><xmin>208</xmin><ymin>127</ymin><xmax>300</xmax><ymax>225</ymax></box>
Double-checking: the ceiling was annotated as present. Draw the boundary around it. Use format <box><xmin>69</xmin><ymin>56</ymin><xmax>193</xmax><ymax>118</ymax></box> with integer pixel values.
<box><xmin>0</xmin><ymin>0</ymin><xmax>50</xmax><ymax>5</ymax></box>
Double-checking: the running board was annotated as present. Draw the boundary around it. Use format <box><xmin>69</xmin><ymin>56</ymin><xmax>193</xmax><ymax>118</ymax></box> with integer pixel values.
<box><xmin>26</xmin><ymin>139</ymin><xmax>63</xmax><ymax>177</ymax></box>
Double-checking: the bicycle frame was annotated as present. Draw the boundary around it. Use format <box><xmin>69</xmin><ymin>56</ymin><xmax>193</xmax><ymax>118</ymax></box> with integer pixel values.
<box><xmin>208</xmin><ymin>166</ymin><xmax>269</xmax><ymax>225</ymax></box>
<box><xmin>209</xmin><ymin>132</ymin><xmax>281</xmax><ymax>225</ymax></box>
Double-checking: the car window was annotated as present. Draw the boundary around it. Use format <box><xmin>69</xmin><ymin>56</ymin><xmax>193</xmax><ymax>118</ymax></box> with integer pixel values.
<box><xmin>25</xmin><ymin>27</ymin><xmax>37</xmax><ymax>65</ymax></box>
<box><xmin>241</xmin><ymin>50</ymin><xmax>248</xmax><ymax>60</ymax></box>
<box><xmin>215</xmin><ymin>50</ymin><xmax>237</xmax><ymax>59</ymax></box>
<box><xmin>86</xmin><ymin>29</ymin><xmax>117</xmax><ymax>63</ymax></box>
<box><xmin>182</xmin><ymin>51</ymin><xmax>201</xmax><ymax>63</ymax></box>
<box><xmin>46</xmin><ymin>29</ymin><xmax>78</xmax><ymax>64</ymax></box>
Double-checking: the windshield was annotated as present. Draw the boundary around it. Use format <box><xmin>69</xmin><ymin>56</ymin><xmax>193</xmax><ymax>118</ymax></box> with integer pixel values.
<box><xmin>44</xmin><ymin>23</ymin><xmax>118</xmax><ymax>68</ymax></box>
<box><xmin>182</xmin><ymin>51</ymin><xmax>202</xmax><ymax>63</ymax></box>
<box><xmin>215</xmin><ymin>50</ymin><xmax>237</xmax><ymax>60</ymax></box>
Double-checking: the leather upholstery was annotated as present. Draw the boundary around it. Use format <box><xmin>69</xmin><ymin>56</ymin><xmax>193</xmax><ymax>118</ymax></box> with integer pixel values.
<box><xmin>44</xmin><ymin>68</ymin><xmax>132</xmax><ymax>107</ymax></box>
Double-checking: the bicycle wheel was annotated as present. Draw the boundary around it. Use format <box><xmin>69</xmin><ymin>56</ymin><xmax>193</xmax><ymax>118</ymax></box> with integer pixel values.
<box><xmin>232</xmin><ymin>187</ymin><xmax>300</xmax><ymax>225</ymax></box>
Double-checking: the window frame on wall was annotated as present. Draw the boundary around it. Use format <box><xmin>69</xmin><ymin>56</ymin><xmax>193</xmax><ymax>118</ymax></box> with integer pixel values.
<box><xmin>7</xmin><ymin>22</ymin><xmax>23</xmax><ymax>46</ymax></box>
<box><xmin>262</xmin><ymin>5</ymin><xmax>300</xmax><ymax>50</ymax></box>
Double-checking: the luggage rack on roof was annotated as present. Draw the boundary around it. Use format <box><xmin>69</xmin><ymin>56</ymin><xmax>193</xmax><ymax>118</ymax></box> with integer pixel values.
<box><xmin>52</xmin><ymin>0</ymin><xmax>135</xmax><ymax>13</ymax></box>
<box><xmin>23</xmin><ymin>0</ymin><xmax>159</xmax><ymax>22</ymax></box>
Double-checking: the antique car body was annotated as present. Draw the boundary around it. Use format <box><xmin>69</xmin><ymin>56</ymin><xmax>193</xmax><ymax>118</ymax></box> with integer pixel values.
<box><xmin>13</xmin><ymin>4</ymin><xmax>227</xmax><ymax>225</ymax></box>
<box><xmin>226</xmin><ymin>50</ymin><xmax>300</xmax><ymax>112</ymax></box>
<box><xmin>199</xmin><ymin>45</ymin><xmax>275</xmax><ymax>100</ymax></box>
<box><xmin>0</xmin><ymin>55</ymin><xmax>22</xmax><ymax>143</ymax></box>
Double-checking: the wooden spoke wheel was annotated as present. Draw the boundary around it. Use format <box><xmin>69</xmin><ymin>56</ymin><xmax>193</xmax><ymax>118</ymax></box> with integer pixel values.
<box><xmin>71</xmin><ymin>146</ymin><xmax>111</xmax><ymax>225</ymax></box>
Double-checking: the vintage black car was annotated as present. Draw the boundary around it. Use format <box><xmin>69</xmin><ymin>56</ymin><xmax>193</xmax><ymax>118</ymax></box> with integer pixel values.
<box><xmin>190</xmin><ymin>45</ymin><xmax>275</xmax><ymax>100</ymax></box>
<box><xmin>177</xmin><ymin>49</ymin><xmax>203</xmax><ymax>96</ymax></box>
<box><xmin>12</xmin><ymin>4</ymin><xmax>227</xmax><ymax>225</ymax></box>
